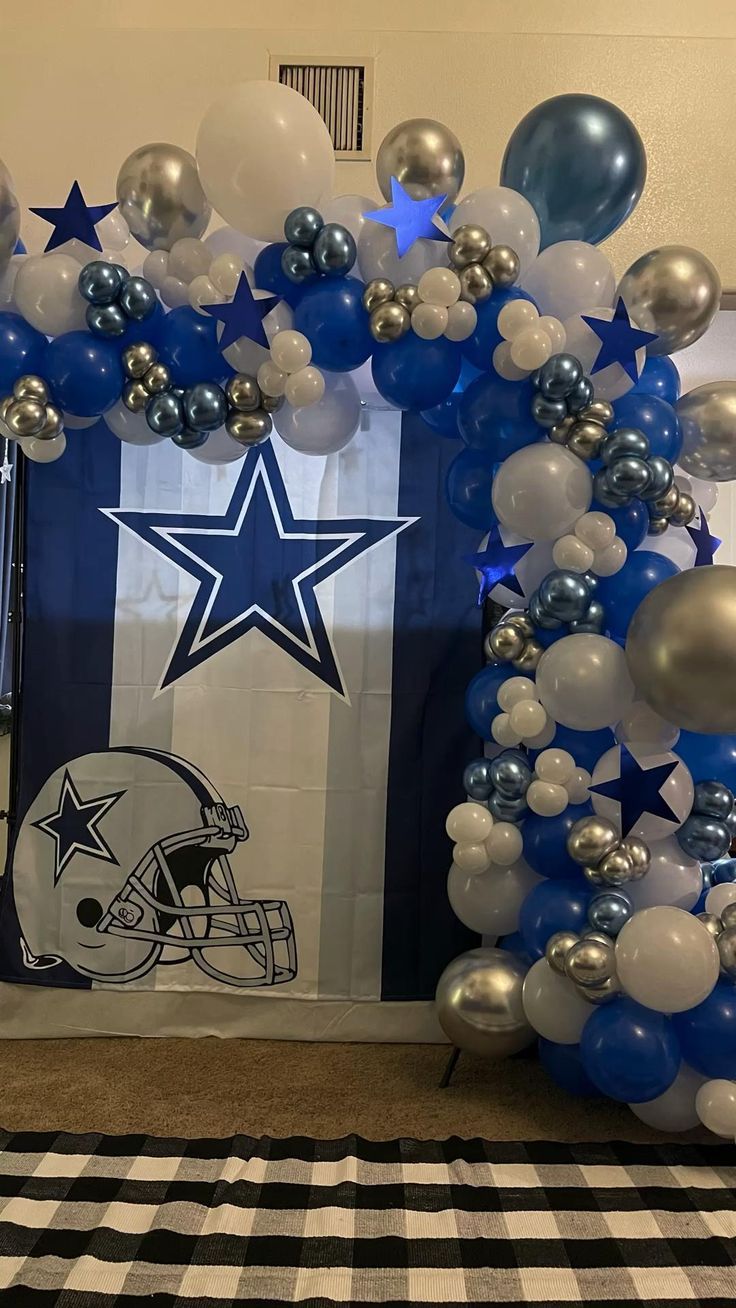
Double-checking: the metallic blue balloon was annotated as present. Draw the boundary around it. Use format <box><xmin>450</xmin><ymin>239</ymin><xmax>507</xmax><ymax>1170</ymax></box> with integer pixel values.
<box><xmin>726</xmin><ymin>812</ymin><xmax>736</xmax><ymax>839</ymax></box>
<box><xmin>639</xmin><ymin>454</ymin><xmax>674</xmax><ymax>501</ymax></box>
<box><xmin>78</xmin><ymin>260</ymin><xmax>127</xmax><ymax>305</ymax></box>
<box><xmin>146</xmin><ymin>392</ymin><xmax>184</xmax><ymax>436</ymax></box>
<box><xmin>528</xmin><ymin>590</ymin><xmax>563</xmax><ymax>630</ymax></box>
<box><xmin>606</xmin><ymin>455</ymin><xmax>652</xmax><ymax>497</ymax></box>
<box><xmin>183</xmin><ymin>382</ymin><xmax>228</xmax><ymax>432</ymax></box>
<box><xmin>85</xmin><ymin>302</ymin><xmax>127</xmax><ymax>337</ymax></box>
<box><xmin>531</xmin><ymin>392</ymin><xmax>567</xmax><ymax>428</ymax></box>
<box><xmin>312</xmin><ymin>223</ymin><xmax>356</xmax><ymax>276</ymax></box>
<box><xmin>490</xmin><ymin>751</ymin><xmax>532</xmax><ymax>799</ymax></box>
<box><xmin>677</xmin><ymin>813</ymin><xmax>731</xmax><ymax>862</ymax></box>
<box><xmin>537</xmin><ymin>353</ymin><xmax>582</xmax><ymax>400</ymax></box>
<box><xmin>119</xmin><ymin>276</ymin><xmax>157</xmax><ymax>321</ymax></box>
<box><xmin>588</xmin><ymin>891</ymin><xmax>633</xmax><ymax>937</ymax></box>
<box><xmin>463</xmin><ymin>757</ymin><xmax>495</xmax><ymax>801</ymax></box>
<box><xmin>593</xmin><ymin>467</ymin><xmax>631</xmax><ymax>508</ymax></box>
<box><xmin>600</xmin><ymin>427</ymin><xmax>650</xmax><ymax>465</ymax></box>
<box><xmin>281</xmin><ymin>245</ymin><xmax>315</xmax><ymax>284</ymax></box>
<box><xmin>566</xmin><ymin>376</ymin><xmax>594</xmax><ymax>414</ymax></box>
<box><xmin>172</xmin><ymin>427</ymin><xmax>209</xmax><ymax>449</ymax></box>
<box><xmin>500</xmin><ymin>93</ymin><xmax>647</xmax><ymax>249</ymax></box>
<box><xmin>569</xmin><ymin>598</ymin><xmax>605</xmax><ymax>634</ymax></box>
<box><xmin>284</xmin><ymin>206</ymin><xmax>323</xmax><ymax>248</ymax></box>
<box><xmin>693</xmin><ymin>780</ymin><xmax>734</xmax><ymax>821</ymax></box>
<box><xmin>539</xmin><ymin>570</ymin><xmax>591</xmax><ymax>623</ymax></box>
<box><xmin>713</xmin><ymin>856</ymin><xmax>736</xmax><ymax>882</ymax></box>
<box><xmin>488</xmin><ymin>791</ymin><xmax>528</xmax><ymax>823</ymax></box>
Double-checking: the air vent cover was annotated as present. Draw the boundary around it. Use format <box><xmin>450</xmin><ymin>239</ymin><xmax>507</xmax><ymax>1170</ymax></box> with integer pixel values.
<box><xmin>271</xmin><ymin>56</ymin><xmax>374</xmax><ymax>160</ymax></box>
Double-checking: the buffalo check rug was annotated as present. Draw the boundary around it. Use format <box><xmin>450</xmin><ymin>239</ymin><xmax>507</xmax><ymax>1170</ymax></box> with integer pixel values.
<box><xmin>0</xmin><ymin>1133</ymin><xmax>735</xmax><ymax>1306</ymax></box>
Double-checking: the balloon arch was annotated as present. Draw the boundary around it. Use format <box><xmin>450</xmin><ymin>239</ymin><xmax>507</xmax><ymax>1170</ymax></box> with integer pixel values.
<box><xmin>1</xmin><ymin>83</ymin><xmax>736</xmax><ymax>1138</ymax></box>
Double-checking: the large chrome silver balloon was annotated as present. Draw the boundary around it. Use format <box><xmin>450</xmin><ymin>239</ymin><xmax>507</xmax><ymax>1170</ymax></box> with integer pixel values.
<box><xmin>116</xmin><ymin>144</ymin><xmax>211</xmax><ymax>251</ymax></box>
<box><xmin>626</xmin><ymin>566</ymin><xmax>736</xmax><ymax>734</ymax></box>
<box><xmin>677</xmin><ymin>382</ymin><xmax>736</xmax><ymax>481</ymax></box>
<box><xmin>376</xmin><ymin>118</ymin><xmax>465</xmax><ymax>203</ymax></box>
<box><xmin>617</xmin><ymin>245</ymin><xmax>721</xmax><ymax>356</ymax></box>
<box><xmin>0</xmin><ymin>159</ymin><xmax>19</xmax><ymax>277</ymax></box>
<box><xmin>435</xmin><ymin>947</ymin><xmax>535</xmax><ymax>1058</ymax></box>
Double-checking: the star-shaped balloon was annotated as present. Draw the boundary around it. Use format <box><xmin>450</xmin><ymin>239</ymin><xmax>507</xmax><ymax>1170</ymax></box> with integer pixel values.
<box><xmin>363</xmin><ymin>178</ymin><xmax>451</xmax><ymax>258</ymax></box>
<box><xmin>465</xmin><ymin>528</ymin><xmax>533</xmax><ymax>606</ymax></box>
<box><xmin>203</xmin><ymin>272</ymin><xmax>281</xmax><ymax>351</ymax></box>
<box><xmin>590</xmin><ymin>743</ymin><xmax>680</xmax><ymax>837</ymax></box>
<box><xmin>582</xmin><ymin>298</ymin><xmax>659</xmax><ymax>383</ymax></box>
<box><xmin>686</xmin><ymin>508</ymin><xmax>722</xmax><ymax>568</ymax></box>
<box><xmin>30</xmin><ymin>181</ymin><xmax>117</xmax><ymax>254</ymax></box>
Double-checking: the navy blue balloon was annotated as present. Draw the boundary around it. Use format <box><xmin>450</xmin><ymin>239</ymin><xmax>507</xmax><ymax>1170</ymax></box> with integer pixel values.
<box><xmin>499</xmin><ymin>932</ymin><xmax>534</xmax><ymax>969</ymax></box>
<box><xmin>372</xmin><ymin>333</ymin><xmax>461</xmax><ymax>410</ymax></box>
<box><xmin>157</xmin><ymin>306</ymin><xmax>232</xmax><ymax>387</ymax></box>
<box><xmin>461</xmin><ymin>285</ymin><xmax>537</xmax><ymax>371</ymax></box>
<box><xmin>538</xmin><ymin>1039</ymin><xmax>602</xmax><ymax>1098</ymax></box>
<box><xmin>592</xmin><ymin>497</ymin><xmax>649</xmax><ymax>553</ymax></box>
<box><xmin>611</xmin><ymin>393</ymin><xmax>682</xmax><ymax>463</ymax></box>
<box><xmin>464</xmin><ymin>663</ymin><xmax>515</xmax><ymax>740</ymax></box>
<box><xmin>500</xmin><ymin>93</ymin><xmax>647</xmax><ymax>248</ymax></box>
<box><xmin>673</xmin><ymin>981</ymin><xmax>736</xmax><ymax>1079</ymax></box>
<box><xmin>522</xmin><ymin>803</ymin><xmax>595</xmax><ymax>881</ymax></box>
<box><xmin>0</xmin><ymin>312</ymin><xmax>47</xmax><ymax>392</ymax></box>
<box><xmin>254</xmin><ymin>242</ymin><xmax>312</xmax><ymax>309</ymax></box>
<box><xmin>630</xmin><ymin>354</ymin><xmax>681</xmax><ymax>407</ymax></box>
<box><xmin>712</xmin><ymin>858</ymin><xmax>736</xmax><ymax>884</ymax></box>
<box><xmin>675</xmin><ymin>732</ymin><xmax>736</xmax><ymax>794</ymax></box>
<box><xmin>539</xmin><ymin>724</ymin><xmax>615</xmax><ymax>773</ymax></box>
<box><xmin>118</xmin><ymin>298</ymin><xmax>165</xmax><ymax>349</ymax></box>
<box><xmin>596</xmin><ymin>550</ymin><xmax>679</xmax><ymax>640</ymax></box>
<box><xmin>519</xmin><ymin>876</ymin><xmax>592</xmax><ymax>960</ymax></box>
<box><xmin>45</xmin><ymin>332</ymin><xmax>123</xmax><ymax>417</ymax></box>
<box><xmin>295</xmin><ymin>277</ymin><xmax>373</xmax><ymax>373</ymax></box>
<box><xmin>445</xmin><ymin>448</ymin><xmax>498</xmax><ymax>530</ymax></box>
<box><xmin>580</xmin><ymin>998</ymin><xmax>680</xmax><ymax>1102</ymax></box>
<box><xmin>420</xmin><ymin>359</ymin><xmax>481</xmax><ymax>437</ymax></box>
<box><xmin>458</xmin><ymin>373</ymin><xmax>542</xmax><ymax>459</ymax></box>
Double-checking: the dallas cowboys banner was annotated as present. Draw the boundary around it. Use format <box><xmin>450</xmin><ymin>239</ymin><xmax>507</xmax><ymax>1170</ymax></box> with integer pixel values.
<box><xmin>0</xmin><ymin>411</ymin><xmax>480</xmax><ymax>1038</ymax></box>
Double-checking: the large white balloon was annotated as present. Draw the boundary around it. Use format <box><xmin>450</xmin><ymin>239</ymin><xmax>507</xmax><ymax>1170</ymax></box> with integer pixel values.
<box><xmin>491</xmin><ymin>444</ymin><xmax>592</xmax><ymax>542</ymax></box>
<box><xmin>358</xmin><ymin>215</ymin><xmax>446</xmax><ymax>285</ymax></box>
<box><xmin>536</xmin><ymin>635</ymin><xmax>635</xmax><ymax>731</ymax></box>
<box><xmin>696</xmin><ymin>1079</ymin><xmax>736</xmax><ymax>1138</ymax></box>
<box><xmin>273</xmin><ymin>371</ymin><xmax>361</xmax><ymax>456</ymax></box>
<box><xmin>449</xmin><ymin>186</ymin><xmax>541</xmax><ymax>276</ymax></box>
<box><xmin>590</xmin><ymin>744</ymin><xmax>693</xmax><ymax>842</ymax></box>
<box><xmin>626</xmin><ymin>836</ymin><xmax>702</xmax><ymax>911</ymax></box>
<box><xmin>562</xmin><ymin>307</ymin><xmax>641</xmax><ymax>402</ymax></box>
<box><xmin>630</xmin><ymin>1063</ymin><xmax>706</xmax><ymax>1131</ymax></box>
<box><xmin>522</xmin><ymin>242</ymin><xmax>616</xmax><ymax>321</ymax></box>
<box><xmin>615</xmin><ymin>906</ymin><xmax>720</xmax><ymax>1013</ymax></box>
<box><xmin>104</xmin><ymin>401</ymin><xmax>167</xmax><ymax>447</ymax></box>
<box><xmin>522</xmin><ymin>958</ymin><xmax>592</xmax><ymax>1044</ymax></box>
<box><xmin>321</xmin><ymin>194</ymin><xmax>378</xmax><ymax>248</ymax></box>
<box><xmin>14</xmin><ymin>253</ymin><xmax>88</xmax><ymax>336</ymax></box>
<box><xmin>196</xmin><ymin>81</ymin><xmax>335</xmax><ymax>242</ymax></box>
<box><xmin>0</xmin><ymin>253</ymin><xmax>26</xmax><ymax>310</ymax></box>
<box><xmin>447</xmin><ymin>858</ymin><xmax>542</xmax><ymax>936</ymax></box>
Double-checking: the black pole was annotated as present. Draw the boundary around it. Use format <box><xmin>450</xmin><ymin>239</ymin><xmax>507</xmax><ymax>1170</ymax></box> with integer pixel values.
<box><xmin>6</xmin><ymin>452</ymin><xmax>25</xmax><ymax>835</ymax></box>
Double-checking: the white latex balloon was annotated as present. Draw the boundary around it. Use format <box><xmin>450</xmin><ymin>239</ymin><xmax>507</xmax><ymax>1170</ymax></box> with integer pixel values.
<box><xmin>104</xmin><ymin>401</ymin><xmax>166</xmax><ymax>446</ymax></box>
<box><xmin>321</xmin><ymin>194</ymin><xmax>377</xmax><ymax>247</ymax></box>
<box><xmin>274</xmin><ymin>370</ymin><xmax>361</xmax><ymax>456</ymax></box>
<box><xmin>522</xmin><ymin>242</ymin><xmax>616</xmax><ymax>321</ymax></box>
<box><xmin>593</xmin><ymin>538</ymin><xmax>627</xmax><ymax>576</ymax></box>
<box><xmin>160</xmin><ymin>275</ymin><xmax>189</xmax><ymax>308</ymax></box>
<box><xmin>644</xmin><ymin>518</ymin><xmax>698</xmax><ymax>572</ymax></box>
<box><xmin>453</xmin><ymin>842</ymin><xmax>492</xmax><ymax>874</ymax></box>
<box><xmin>486</xmin><ymin>822</ymin><xmax>524</xmax><ymax>867</ymax></box>
<box><xmin>168</xmin><ymin>237</ymin><xmax>212</xmax><ymax>283</ymax></box>
<box><xmin>492</xmin><ymin>444</ymin><xmax>592</xmax><ymax>542</ymax></box>
<box><xmin>616</xmin><ymin>702</ymin><xmax>680</xmax><ymax>754</ymax></box>
<box><xmin>95</xmin><ymin>208</ymin><xmax>130</xmax><ymax>252</ymax></box>
<box><xmin>446</xmin><ymin>802</ymin><xmax>493</xmax><ymax>842</ymax></box>
<box><xmin>188</xmin><ymin>274</ymin><xmax>218</xmax><ymax>314</ymax></box>
<box><xmin>497</xmin><ymin>677</ymin><xmax>537</xmax><ymax>711</ymax></box>
<box><xmin>553</xmin><ymin>535</ymin><xmax>594</xmax><ymax>573</ymax></box>
<box><xmin>626</xmin><ymin>835</ymin><xmax>702</xmax><ymax>911</ymax></box>
<box><xmin>522</xmin><ymin>958</ymin><xmax>592</xmax><ymax>1044</ymax></box>
<box><xmin>62</xmin><ymin>413</ymin><xmax>98</xmax><ymax>430</ymax></box>
<box><xmin>0</xmin><ymin>254</ymin><xmax>26</xmax><ymax>310</ymax></box>
<box><xmin>14</xmin><ymin>253</ymin><xmax>88</xmax><ymax>336</ymax></box>
<box><xmin>566</xmin><ymin>768</ymin><xmax>592</xmax><ymax>804</ymax></box>
<box><xmin>284</xmin><ymin>366</ymin><xmax>325</xmax><ymax>408</ymax></box>
<box><xmin>445</xmin><ymin>301</ymin><xmax>477</xmax><ymax>342</ymax></box>
<box><xmin>271</xmin><ymin>330</ymin><xmax>312</xmax><ymax>374</ymax></box>
<box><xmin>696</xmin><ymin>1080</ymin><xmax>736</xmax><ymax>1137</ymax></box>
<box><xmin>448</xmin><ymin>858</ymin><xmax>542</xmax><ymax>936</ymax></box>
<box><xmin>411</xmin><ymin>302</ymin><xmax>448</xmax><ymax>339</ymax></box>
<box><xmin>358</xmin><ymin>215</ymin><xmax>446</xmax><ymax>285</ymax></box>
<box><xmin>535</xmin><ymin>749</ymin><xmax>575</xmax><ymax>785</ymax></box>
<box><xmin>142</xmin><ymin>249</ymin><xmax>169</xmax><ymax>290</ymax></box>
<box><xmin>524</xmin><ymin>718</ymin><xmax>557</xmax><ymax>750</ymax></box>
<box><xmin>509</xmin><ymin>699</ymin><xmax>547</xmax><ymax>737</ymax></box>
<box><xmin>526</xmin><ymin>779</ymin><xmax>568</xmax><ymax>816</ymax></box>
<box><xmin>537</xmin><ymin>315</ymin><xmax>566</xmax><ymax>351</ymax></box>
<box><xmin>186</xmin><ymin>424</ymin><xmax>248</xmax><ymax>464</ymax></box>
<box><xmin>675</xmin><ymin>471</ymin><xmax>718</xmax><ymax>514</ymax></box>
<box><xmin>205</xmin><ymin>226</ymin><xmax>265</xmax><ymax>268</ymax></box>
<box><xmin>575</xmin><ymin>511</ymin><xmax>615</xmax><ymax>551</ymax></box>
<box><xmin>631</xmin><ymin>1064</ymin><xmax>707</xmax><ymax>1132</ymax></box>
<box><xmin>20</xmin><ymin>432</ymin><xmax>66</xmax><ymax>462</ymax></box>
<box><xmin>510</xmin><ymin>326</ymin><xmax>552</xmax><ymax>370</ymax></box>
<box><xmin>418</xmin><ymin>267</ymin><xmax>460</xmax><ymax>307</ymax></box>
<box><xmin>498</xmin><ymin>300</ymin><xmax>538</xmax><ymax>340</ymax></box>
<box><xmin>536</xmin><ymin>635</ymin><xmax>635</xmax><ymax>731</ymax></box>
<box><xmin>491</xmin><ymin>713</ymin><xmax>523</xmax><ymax>747</ymax></box>
<box><xmin>493</xmin><ymin>341</ymin><xmax>529</xmax><ymax>381</ymax></box>
<box><xmin>196</xmin><ymin>80</ymin><xmax>335</xmax><ymax>242</ymax></box>
<box><xmin>704</xmin><ymin>883</ymin><xmax>736</xmax><ymax>917</ymax></box>
<box><xmin>209</xmin><ymin>251</ymin><xmax>244</xmax><ymax>297</ymax></box>
<box><xmin>562</xmin><ymin>307</ymin><xmax>641</xmax><ymax>401</ymax></box>
<box><xmin>590</xmin><ymin>744</ymin><xmax>693</xmax><ymax>842</ymax></box>
<box><xmin>257</xmin><ymin>359</ymin><xmax>288</xmax><ymax>398</ymax></box>
<box><xmin>615</xmin><ymin>907</ymin><xmax>719</xmax><ymax>1013</ymax></box>
<box><xmin>450</xmin><ymin>185</ymin><xmax>541</xmax><ymax>276</ymax></box>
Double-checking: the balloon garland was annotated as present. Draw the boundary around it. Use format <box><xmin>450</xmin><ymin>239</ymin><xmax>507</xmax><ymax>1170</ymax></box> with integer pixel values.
<box><xmin>2</xmin><ymin>82</ymin><xmax>736</xmax><ymax>1138</ymax></box>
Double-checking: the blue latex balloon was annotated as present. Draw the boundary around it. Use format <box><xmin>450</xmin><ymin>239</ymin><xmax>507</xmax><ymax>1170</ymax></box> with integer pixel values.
<box><xmin>519</xmin><ymin>877</ymin><xmax>592</xmax><ymax>960</ymax></box>
<box><xmin>372</xmin><ymin>333</ymin><xmax>461</xmax><ymax>410</ymax></box>
<box><xmin>156</xmin><ymin>306</ymin><xmax>232</xmax><ymax>388</ymax></box>
<box><xmin>45</xmin><ymin>332</ymin><xmax>123</xmax><ymax>417</ymax></box>
<box><xmin>294</xmin><ymin>277</ymin><xmax>373</xmax><ymax>373</ymax></box>
<box><xmin>498</xmin><ymin>932</ymin><xmax>534</xmax><ymax>969</ymax></box>
<box><xmin>537</xmin><ymin>724</ymin><xmax>615</xmax><ymax>774</ymax></box>
<box><xmin>421</xmin><ymin>360</ymin><xmax>482</xmax><ymax>437</ymax></box>
<box><xmin>673</xmin><ymin>981</ymin><xmax>736</xmax><ymax>1080</ymax></box>
<box><xmin>464</xmin><ymin>663</ymin><xmax>515</xmax><ymax>740</ymax></box>
<box><xmin>580</xmin><ymin>998</ymin><xmax>680</xmax><ymax>1102</ymax></box>
<box><xmin>630</xmin><ymin>355</ymin><xmax>681</xmax><ymax>407</ymax></box>
<box><xmin>0</xmin><ymin>312</ymin><xmax>47</xmax><ymax>392</ymax></box>
<box><xmin>611</xmin><ymin>393</ymin><xmax>682</xmax><ymax>463</ymax></box>
<box><xmin>673</xmin><ymin>732</ymin><xmax>736</xmax><ymax>793</ymax></box>
<box><xmin>461</xmin><ymin>286</ymin><xmax>537</xmax><ymax>371</ymax></box>
<box><xmin>500</xmin><ymin>93</ymin><xmax>646</xmax><ymax>248</ymax></box>
<box><xmin>591</xmin><ymin>497</ymin><xmax>649</xmax><ymax>553</ymax></box>
<box><xmin>522</xmin><ymin>803</ymin><xmax>595</xmax><ymax>881</ymax></box>
<box><xmin>712</xmin><ymin>858</ymin><xmax>736</xmax><ymax>885</ymax></box>
<box><xmin>253</xmin><ymin>242</ymin><xmax>313</xmax><ymax>309</ymax></box>
<box><xmin>596</xmin><ymin>550</ymin><xmax>679</xmax><ymax>640</ymax></box>
<box><xmin>458</xmin><ymin>374</ymin><xmax>541</xmax><ymax>459</ymax></box>
<box><xmin>118</xmin><ymin>298</ymin><xmax>165</xmax><ymax>349</ymax></box>
<box><xmin>445</xmin><ymin>449</ymin><xmax>498</xmax><ymax>530</ymax></box>
<box><xmin>538</xmin><ymin>1039</ymin><xmax>602</xmax><ymax>1098</ymax></box>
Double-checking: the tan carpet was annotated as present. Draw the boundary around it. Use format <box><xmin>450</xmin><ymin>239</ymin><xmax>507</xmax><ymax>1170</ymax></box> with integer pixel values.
<box><xmin>0</xmin><ymin>1039</ymin><xmax>694</xmax><ymax>1141</ymax></box>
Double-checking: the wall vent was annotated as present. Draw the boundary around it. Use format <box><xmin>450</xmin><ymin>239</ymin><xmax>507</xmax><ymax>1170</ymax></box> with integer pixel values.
<box><xmin>270</xmin><ymin>56</ymin><xmax>374</xmax><ymax>160</ymax></box>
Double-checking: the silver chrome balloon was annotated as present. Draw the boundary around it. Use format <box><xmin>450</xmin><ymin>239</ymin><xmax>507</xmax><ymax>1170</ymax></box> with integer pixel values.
<box><xmin>483</xmin><ymin>244</ymin><xmax>520</xmax><ymax>287</ymax></box>
<box><xmin>362</xmin><ymin>278</ymin><xmax>395</xmax><ymax>313</ymax></box>
<box><xmin>597</xmin><ymin>846</ymin><xmax>635</xmax><ymax>886</ymax></box>
<box><xmin>576</xmin><ymin>974</ymin><xmax>620</xmax><ymax>1004</ymax></box>
<box><xmin>697</xmin><ymin>912</ymin><xmax>723</xmax><ymax>938</ymax></box>
<box><xmin>369</xmin><ymin>301</ymin><xmax>410</xmax><ymax>343</ymax></box>
<box><xmin>435</xmin><ymin>947</ymin><xmax>535</xmax><ymax>1058</ymax></box>
<box><xmin>677</xmin><ymin>382</ymin><xmax>736</xmax><ymax>482</ymax></box>
<box><xmin>545</xmin><ymin>930</ymin><xmax>580</xmax><ymax>975</ymax></box>
<box><xmin>564</xmin><ymin>937</ymin><xmax>616</xmax><ymax>988</ymax></box>
<box><xmin>717</xmin><ymin>926</ymin><xmax>736</xmax><ymax>979</ymax></box>
<box><xmin>116</xmin><ymin>143</ymin><xmax>211</xmax><ymax>252</ymax></box>
<box><xmin>449</xmin><ymin>224</ymin><xmax>491</xmax><ymax>268</ymax></box>
<box><xmin>617</xmin><ymin>245</ymin><xmax>721</xmax><ymax>356</ymax></box>
<box><xmin>566</xmin><ymin>815</ymin><xmax>620</xmax><ymax>867</ymax></box>
<box><xmin>458</xmin><ymin>263</ymin><xmax>493</xmax><ymax>304</ymax></box>
<box><xmin>720</xmin><ymin>902</ymin><xmax>736</xmax><ymax>931</ymax></box>
<box><xmin>394</xmin><ymin>283</ymin><xmax>421</xmax><ymax>313</ymax></box>
<box><xmin>376</xmin><ymin>118</ymin><xmax>465</xmax><ymax>203</ymax></box>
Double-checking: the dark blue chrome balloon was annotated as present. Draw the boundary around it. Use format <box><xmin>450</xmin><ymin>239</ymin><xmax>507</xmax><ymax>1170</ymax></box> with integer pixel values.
<box><xmin>183</xmin><ymin>382</ymin><xmax>228</xmax><ymax>432</ymax></box>
<box><xmin>78</xmin><ymin>260</ymin><xmax>127</xmax><ymax>305</ymax></box>
<box><xmin>566</xmin><ymin>376</ymin><xmax>594</xmax><ymax>413</ymax></box>
<box><xmin>463</xmin><ymin>757</ymin><xmax>495</xmax><ymax>801</ymax></box>
<box><xmin>488</xmin><ymin>791</ymin><xmax>528</xmax><ymax>823</ymax></box>
<box><xmin>537</xmin><ymin>353</ymin><xmax>582</xmax><ymax>399</ymax></box>
<box><xmin>531</xmin><ymin>392</ymin><xmax>567</xmax><ymax>428</ymax></box>
<box><xmin>86</xmin><ymin>302</ymin><xmax>127</xmax><ymax>337</ymax></box>
<box><xmin>312</xmin><ymin>223</ymin><xmax>356</xmax><ymax>276</ymax></box>
<box><xmin>284</xmin><ymin>206</ymin><xmax>323</xmax><ymax>248</ymax></box>
<box><xmin>677</xmin><ymin>814</ymin><xmax>731</xmax><ymax>862</ymax></box>
<box><xmin>146</xmin><ymin>392</ymin><xmax>184</xmax><ymax>436</ymax></box>
<box><xmin>119</xmin><ymin>276</ymin><xmax>157</xmax><ymax>322</ymax></box>
<box><xmin>528</xmin><ymin>590</ymin><xmax>563</xmax><ymax>630</ymax></box>
<box><xmin>693</xmin><ymin>780</ymin><xmax>734</xmax><ymax>821</ymax></box>
<box><xmin>600</xmin><ymin>427</ymin><xmax>650</xmax><ymax>465</ymax></box>
<box><xmin>490</xmin><ymin>751</ymin><xmax>532</xmax><ymax>799</ymax></box>
<box><xmin>172</xmin><ymin>427</ymin><xmax>209</xmax><ymax>449</ymax></box>
<box><xmin>538</xmin><ymin>570</ymin><xmax>591</xmax><ymax>622</ymax></box>
<box><xmin>281</xmin><ymin>245</ymin><xmax>315</xmax><ymax>284</ymax></box>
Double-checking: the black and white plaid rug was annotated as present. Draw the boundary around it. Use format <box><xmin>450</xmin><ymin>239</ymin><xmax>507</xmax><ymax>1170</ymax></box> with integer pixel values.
<box><xmin>0</xmin><ymin>1131</ymin><xmax>734</xmax><ymax>1305</ymax></box>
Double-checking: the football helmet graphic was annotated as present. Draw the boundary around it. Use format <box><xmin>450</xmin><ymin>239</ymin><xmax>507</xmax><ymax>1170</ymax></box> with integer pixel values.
<box><xmin>13</xmin><ymin>747</ymin><xmax>297</xmax><ymax>987</ymax></box>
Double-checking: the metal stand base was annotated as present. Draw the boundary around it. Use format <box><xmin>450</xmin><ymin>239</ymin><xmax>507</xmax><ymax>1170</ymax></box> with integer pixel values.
<box><xmin>439</xmin><ymin>1046</ymin><xmax>461</xmax><ymax>1088</ymax></box>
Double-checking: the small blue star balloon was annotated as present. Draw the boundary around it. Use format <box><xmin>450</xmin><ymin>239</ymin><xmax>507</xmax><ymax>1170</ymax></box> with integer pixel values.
<box><xmin>30</xmin><ymin>181</ymin><xmax>117</xmax><ymax>253</ymax></box>
<box><xmin>363</xmin><ymin>178</ymin><xmax>451</xmax><ymax>258</ymax></box>
<box><xmin>582</xmin><ymin>298</ymin><xmax>658</xmax><ymax>383</ymax></box>
<box><xmin>686</xmin><ymin>508</ymin><xmax>722</xmax><ymax>568</ymax></box>
<box><xmin>203</xmin><ymin>273</ymin><xmax>280</xmax><ymax>351</ymax></box>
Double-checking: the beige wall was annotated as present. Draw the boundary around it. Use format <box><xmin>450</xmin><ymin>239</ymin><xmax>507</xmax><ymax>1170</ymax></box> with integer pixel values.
<box><xmin>1</xmin><ymin>1</ymin><xmax>735</xmax><ymax>284</ymax></box>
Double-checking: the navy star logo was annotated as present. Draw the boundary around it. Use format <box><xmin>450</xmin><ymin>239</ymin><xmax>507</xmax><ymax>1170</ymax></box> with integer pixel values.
<box><xmin>33</xmin><ymin>769</ymin><xmax>125</xmax><ymax>884</ymax></box>
<box><xmin>364</xmin><ymin>178</ymin><xmax>451</xmax><ymax>258</ymax></box>
<box><xmin>465</xmin><ymin>527</ymin><xmax>533</xmax><ymax>605</ymax></box>
<box><xmin>686</xmin><ymin>508</ymin><xmax>722</xmax><ymax>568</ymax></box>
<box><xmin>103</xmin><ymin>442</ymin><xmax>415</xmax><ymax>700</ymax></box>
<box><xmin>582</xmin><ymin>298</ymin><xmax>659</xmax><ymax>383</ymax></box>
<box><xmin>590</xmin><ymin>743</ymin><xmax>679</xmax><ymax>836</ymax></box>
<box><xmin>30</xmin><ymin>181</ymin><xmax>117</xmax><ymax>254</ymax></box>
<box><xmin>203</xmin><ymin>273</ymin><xmax>280</xmax><ymax>350</ymax></box>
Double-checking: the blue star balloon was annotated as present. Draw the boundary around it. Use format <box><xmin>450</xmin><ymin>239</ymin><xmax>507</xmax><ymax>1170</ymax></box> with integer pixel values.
<box><xmin>465</xmin><ymin>527</ymin><xmax>533</xmax><ymax>605</ymax></box>
<box><xmin>363</xmin><ymin>178</ymin><xmax>451</xmax><ymax>258</ymax></box>
<box><xmin>686</xmin><ymin>508</ymin><xmax>722</xmax><ymax>568</ymax></box>
<box><xmin>203</xmin><ymin>272</ymin><xmax>280</xmax><ymax>351</ymax></box>
<box><xmin>582</xmin><ymin>298</ymin><xmax>658</xmax><ymax>383</ymax></box>
<box><xmin>30</xmin><ymin>181</ymin><xmax>117</xmax><ymax>253</ymax></box>
<box><xmin>590</xmin><ymin>743</ymin><xmax>680</xmax><ymax>836</ymax></box>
